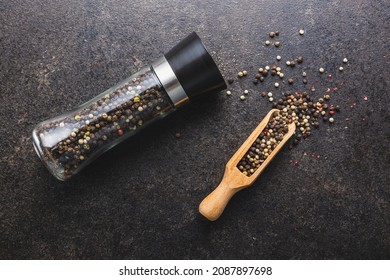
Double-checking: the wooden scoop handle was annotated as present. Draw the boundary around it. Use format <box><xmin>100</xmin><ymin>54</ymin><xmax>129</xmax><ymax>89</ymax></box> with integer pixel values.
<box><xmin>199</xmin><ymin>179</ymin><xmax>239</xmax><ymax>221</ymax></box>
<box><xmin>199</xmin><ymin>168</ymin><xmax>247</xmax><ymax>221</ymax></box>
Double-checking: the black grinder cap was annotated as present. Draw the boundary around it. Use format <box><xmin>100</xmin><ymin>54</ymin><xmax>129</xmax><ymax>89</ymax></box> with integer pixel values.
<box><xmin>164</xmin><ymin>32</ymin><xmax>227</xmax><ymax>99</ymax></box>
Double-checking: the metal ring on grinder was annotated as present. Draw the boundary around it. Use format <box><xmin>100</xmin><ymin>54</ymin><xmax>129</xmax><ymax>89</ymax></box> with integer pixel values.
<box><xmin>151</xmin><ymin>56</ymin><xmax>189</xmax><ymax>107</ymax></box>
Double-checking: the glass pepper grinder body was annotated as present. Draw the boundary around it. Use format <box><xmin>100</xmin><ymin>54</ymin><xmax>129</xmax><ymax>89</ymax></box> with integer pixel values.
<box><xmin>32</xmin><ymin>32</ymin><xmax>226</xmax><ymax>180</ymax></box>
<box><xmin>33</xmin><ymin>65</ymin><xmax>174</xmax><ymax>180</ymax></box>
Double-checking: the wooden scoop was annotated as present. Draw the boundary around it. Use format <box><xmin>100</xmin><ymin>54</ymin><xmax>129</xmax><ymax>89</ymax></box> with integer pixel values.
<box><xmin>199</xmin><ymin>109</ymin><xmax>296</xmax><ymax>221</ymax></box>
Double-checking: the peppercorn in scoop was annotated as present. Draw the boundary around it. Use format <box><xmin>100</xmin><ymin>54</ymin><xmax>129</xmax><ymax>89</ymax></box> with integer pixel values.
<box><xmin>237</xmin><ymin>111</ymin><xmax>289</xmax><ymax>176</ymax></box>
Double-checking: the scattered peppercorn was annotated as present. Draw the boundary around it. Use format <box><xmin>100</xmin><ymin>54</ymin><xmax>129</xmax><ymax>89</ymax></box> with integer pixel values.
<box><xmin>175</xmin><ymin>132</ymin><xmax>181</xmax><ymax>139</ymax></box>
<box><xmin>229</xmin><ymin>29</ymin><xmax>342</xmax><ymax>156</ymax></box>
<box><xmin>227</xmin><ymin>77</ymin><xmax>234</xmax><ymax>84</ymax></box>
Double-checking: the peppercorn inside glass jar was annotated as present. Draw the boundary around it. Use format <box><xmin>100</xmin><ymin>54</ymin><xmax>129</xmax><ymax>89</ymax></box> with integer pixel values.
<box><xmin>32</xmin><ymin>66</ymin><xmax>174</xmax><ymax>181</ymax></box>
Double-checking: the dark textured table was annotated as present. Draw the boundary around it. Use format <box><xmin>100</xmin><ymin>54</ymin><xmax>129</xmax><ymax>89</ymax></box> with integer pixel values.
<box><xmin>1</xmin><ymin>0</ymin><xmax>389</xmax><ymax>259</ymax></box>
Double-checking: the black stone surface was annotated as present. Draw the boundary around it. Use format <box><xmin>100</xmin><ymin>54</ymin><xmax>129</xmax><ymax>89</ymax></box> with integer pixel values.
<box><xmin>0</xmin><ymin>0</ymin><xmax>389</xmax><ymax>259</ymax></box>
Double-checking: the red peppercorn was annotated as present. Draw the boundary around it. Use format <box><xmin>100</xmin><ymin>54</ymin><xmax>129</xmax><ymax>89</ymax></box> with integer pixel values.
<box><xmin>329</xmin><ymin>111</ymin><xmax>335</xmax><ymax>115</ymax></box>
<box><xmin>118</xmin><ymin>129</ymin><xmax>123</xmax><ymax>135</ymax></box>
